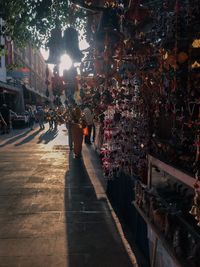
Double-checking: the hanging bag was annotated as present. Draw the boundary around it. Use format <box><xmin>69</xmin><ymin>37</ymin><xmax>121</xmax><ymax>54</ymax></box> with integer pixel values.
<box><xmin>83</xmin><ymin>127</ymin><xmax>89</xmax><ymax>136</ymax></box>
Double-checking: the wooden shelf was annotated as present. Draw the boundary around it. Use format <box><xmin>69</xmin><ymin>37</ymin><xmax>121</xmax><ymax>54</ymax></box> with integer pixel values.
<box><xmin>133</xmin><ymin>201</ymin><xmax>183</xmax><ymax>267</ymax></box>
<box><xmin>148</xmin><ymin>155</ymin><xmax>197</xmax><ymax>191</ymax></box>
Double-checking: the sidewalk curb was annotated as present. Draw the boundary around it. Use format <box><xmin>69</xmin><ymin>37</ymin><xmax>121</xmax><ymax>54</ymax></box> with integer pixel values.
<box><xmin>82</xmin><ymin>145</ymin><xmax>138</xmax><ymax>267</ymax></box>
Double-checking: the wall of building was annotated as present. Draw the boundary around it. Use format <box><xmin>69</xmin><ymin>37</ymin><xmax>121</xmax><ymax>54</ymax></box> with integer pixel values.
<box><xmin>13</xmin><ymin>44</ymin><xmax>46</xmax><ymax>95</ymax></box>
<box><xmin>7</xmin><ymin>42</ymin><xmax>53</xmax><ymax>107</ymax></box>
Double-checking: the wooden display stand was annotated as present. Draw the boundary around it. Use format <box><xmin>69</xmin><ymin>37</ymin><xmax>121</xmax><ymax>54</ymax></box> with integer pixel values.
<box><xmin>147</xmin><ymin>155</ymin><xmax>196</xmax><ymax>191</ymax></box>
<box><xmin>133</xmin><ymin>202</ymin><xmax>182</xmax><ymax>267</ymax></box>
<box><xmin>135</xmin><ymin>155</ymin><xmax>198</xmax><ymax>267</ymax></box>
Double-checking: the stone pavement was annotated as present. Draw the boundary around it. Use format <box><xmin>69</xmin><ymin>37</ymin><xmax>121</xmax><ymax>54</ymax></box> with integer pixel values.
<box><xmin>0</xmin><ymin>125</ymin><xmax>137</xmax><ymax>267</ymax></box>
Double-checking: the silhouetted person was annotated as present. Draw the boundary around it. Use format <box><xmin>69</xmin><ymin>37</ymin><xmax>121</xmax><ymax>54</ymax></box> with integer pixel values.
<box><xmin>83</xmin><ymin>105</ymin><xmax>94</xmax><ymax>145</ymax></box>
<box><xmin>0</xmin><ymin>104</ymin><xmax>11</xmax><ymax>134</ymax></box>
<box><xmin>28</xmin><ymin>107</ymin><xmax>35</xmax><ymax>130</ymax></box>
<box><xmin>36</xmin><ymin>107</ymin><xmax>45</xmax><ymax>130</ymax></box>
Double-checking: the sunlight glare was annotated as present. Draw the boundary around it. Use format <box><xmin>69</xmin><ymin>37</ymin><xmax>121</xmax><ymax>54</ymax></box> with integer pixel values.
<box><xmin>40</xmin><ymin>48</ymin><xmax>49</xmax><ymax>61</ymax></box>
<box><xmin>59</xmin><ymin>54</ymin><xmax>72</xmax><ymax>75</ymax></box>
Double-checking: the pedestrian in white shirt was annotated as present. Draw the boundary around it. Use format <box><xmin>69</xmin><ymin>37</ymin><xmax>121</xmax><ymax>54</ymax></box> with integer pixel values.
<box><xmin>83</xmin><ymin>105</ymin><xmax>93</xmax><ymax>145</ymax></box>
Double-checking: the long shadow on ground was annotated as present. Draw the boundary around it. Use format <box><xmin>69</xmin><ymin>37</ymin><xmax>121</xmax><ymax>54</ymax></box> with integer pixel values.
<box><xmin>0</xmin><ymin>129</ymin><xmax>32</xmax><ymax>148</ymax></box>
<box><xmin>64</xmin><ymin>152</ymin><xmax>133</xmax><ymax>267</ymax></box>
<box><xmin>37</xmin><ymin>129</ymin><xmax>58</xmax><ymax>144</ymax></box>
<box><xmin>15</xmin><ymin>129</ymin><xmax>41</xmax><ymax>146</ymax></box>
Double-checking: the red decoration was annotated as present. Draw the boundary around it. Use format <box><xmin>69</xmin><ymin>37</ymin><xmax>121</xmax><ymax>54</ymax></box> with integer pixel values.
<box><xmin>194</xmin><ymin>182</ymin><xmax>199</xmax><ymax>189</ymax></box>
<box><xmin>174</xmin><ymin>0</ymin><xmax>180</xmax><ymax>13</ymax></box>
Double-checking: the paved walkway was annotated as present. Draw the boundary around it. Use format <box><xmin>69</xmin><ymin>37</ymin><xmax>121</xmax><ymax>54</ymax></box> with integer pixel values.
<box><xmin>0</xmin><ymin>125</ymin><xmax>137</xmax><ymax>267</ymax></box>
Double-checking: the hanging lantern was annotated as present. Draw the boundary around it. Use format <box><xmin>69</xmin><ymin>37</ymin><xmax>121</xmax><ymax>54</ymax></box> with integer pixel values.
<box><xmin>63</xmin><ymin>27</ymin><xmax>83</xmax><ymax>62</ymax></box>
<box><xmin>46</xmin><ymin>26</ymin><xmax>63</xmax><ymax>64</ymax></box>
<box><xmin>165</xmin><ymin>53</ymin><xmax>178</xmax><ymax>69</ymax></box>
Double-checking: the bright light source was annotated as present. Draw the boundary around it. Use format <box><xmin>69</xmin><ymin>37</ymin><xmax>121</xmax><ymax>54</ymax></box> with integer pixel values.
<box><xmin>79</xmin><ymin>28</ymin><xmax>89</xmax><ymax>51</ymax></box>
<box><xmin>59</xmin><ymin>54</ymin><xmax>72</xmax><ymax>75</ymax></box>
<box><xmin>40</xmin><ymin>48</ymin><xmax>49</xmax><ymax>61</ymax></box>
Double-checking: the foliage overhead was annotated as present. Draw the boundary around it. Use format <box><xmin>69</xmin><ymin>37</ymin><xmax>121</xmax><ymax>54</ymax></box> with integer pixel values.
<box><xmin>0</xmin><ymin>0</ymin><xmax>86</xmax><ymax>47</ymax></box>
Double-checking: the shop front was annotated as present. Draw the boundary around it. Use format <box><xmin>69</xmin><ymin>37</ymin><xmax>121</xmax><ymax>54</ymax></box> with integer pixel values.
<box><xmin>0</xmin><ymin>80</ymin><xmax>24</xmax><ymax>112</ymax></box>
<box><xmin>22</xmin><ymin>84</ymin><xmax>51</xmax><ymax>107</ymax></box>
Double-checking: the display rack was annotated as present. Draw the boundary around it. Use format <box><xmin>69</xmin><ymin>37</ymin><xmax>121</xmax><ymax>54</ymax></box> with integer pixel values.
<box><xmin>148</xmin><ymin>155</ymin><xmax>197</xmax><ymax>191</ymax></box>
<box><xmin>133</xmin><ymin>201</ymin><xmax>182</xmax><ymax>267</ymax></box>
<box><xmin>134</xmin><ymin>154</ymin><xmax>200</xmax><ymax>267</ymax></box>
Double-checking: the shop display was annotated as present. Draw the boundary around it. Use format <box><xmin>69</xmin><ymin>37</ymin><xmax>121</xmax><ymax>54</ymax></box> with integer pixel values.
<box><xmin>135</xmin><ymin>156</ymin><xmax>200</xmax><ymax>267</ymax></box>
<box><xmin>80</xmin><ymin>0</ymin><xmax>199</xmax><ymax>181</ymax></box>
<box><xmin>78</xmin><ymin>0</ymin><xmax>200</xmax><ymax>265</ymax></box>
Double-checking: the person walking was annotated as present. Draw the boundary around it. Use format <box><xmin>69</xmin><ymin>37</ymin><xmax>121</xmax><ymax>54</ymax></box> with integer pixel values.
<box><xmin>28</xmin><ymin>107</ymin><xmax>35</xmax><ymax>130</ymax></box>
<box><xmin>0</xmin><ymin>111</ymin><xmax>7</xmax><ymax>133</ymax></box>
<box><xmin>65</xmin><ymin>104</ymin><xmax>73</xmax><ymax>150</ymax></box>
<box><xmin>0</xmin><ymin>104</ymin><xmax>11</xmax><ymax>134</ymax></box>
<box><xmin>52</xmin><ymin>109</ymin><xmax>58</xmax><ymax>130</ymax></box>
<box><xmin>36</xmin><ymin>107</ymin><xmax>45</xmax><ymax>130</ymax></box>
<box><xmin>83</xmin><ymin>104</ymin><xmax>94</xmax><ymax>145</ymax></box>
<box><xmin>71</xmin><ymin>106</ymin><xmax>85</xmax><ymax>158</ymax></box>
<box><xmin>47</xmin><ymin>108</ymin><xmax>54</xmax><ymax>130</ymax></box>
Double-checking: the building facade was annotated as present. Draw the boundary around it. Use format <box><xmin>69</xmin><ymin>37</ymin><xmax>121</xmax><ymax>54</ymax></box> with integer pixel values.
<box><xmin>8</xmin><ymin>42</ymin><xmax>53</xmax><ymax>109</ymax></box>
<box><xmin>0</xmin><ymin>17</ymin><xmax>53</xmax><ymax>113</ymax></box>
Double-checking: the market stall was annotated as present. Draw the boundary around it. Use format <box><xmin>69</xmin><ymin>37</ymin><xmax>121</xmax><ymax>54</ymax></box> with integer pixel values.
<box><xmin>77</xmin><ymin>0</ymin><xmax>200</xmax><ymax>265</ymax></box>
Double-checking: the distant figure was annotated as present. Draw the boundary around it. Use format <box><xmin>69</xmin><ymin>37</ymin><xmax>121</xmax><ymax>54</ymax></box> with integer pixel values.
<box><xmin>36</xmin><ymin>107</ymin><xmax>45</xmax><ymax>130</ymax></box>
<box><xmin>47</xmin><ymin>108</ymin><xmax>54</xmax><ymax>130</ymax></box>
<box><xmin>0</xmin><ymin>104</ymin><xmax>11</xmax><ymax>134</ymax></box>
<box><xmin>52</xmin><ymin>109</ymin><xmax>58</xmax><ymax>130</ymax></box>
<box><xmin>0</xmin><ymin>111</ymin><xmax>7</xmax><ymax>133</ymax></box>
<box><xmin>28</xmin><ymin>107</ymin><xmax>35</xmax><ymax>130</ymax></box>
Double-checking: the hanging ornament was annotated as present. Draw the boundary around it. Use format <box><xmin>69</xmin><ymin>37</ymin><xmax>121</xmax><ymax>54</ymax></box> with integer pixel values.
<box><xmin>174</xmin><ymin>0</ymin><xmax>180</xmax><ymax>14</ymax></box>
<box><xmin>165</xmin><ymin>53</ymin><xmax>178</xmax><ymax>69</ymax></box>
<box><xmin>46</xmin><ymin>25</ymin><xmax>63</xmax><ymax>64</ymax></box>
<box><xmin>192</xmin><ymin>39</ymin><xmax>200</xmax><ymax>48</ymax></box>
<box><xmin>190</xmin><ymin>178</ymin><xmax>200</xmax><ymax>226</ymax></box>
<box><xmin>192</xmin><ymin>61</ymin><xmax>200</xmax><ymax>69</ymax></box>
<box><xmin>63</xmin><ymin>27</ymin><xmax>83</xmax><ymax>62</ymax></box>
<box><xmin>177</xmin><ymin>52</ymin><xmax>188</xmax><ymax>64</ymax></box>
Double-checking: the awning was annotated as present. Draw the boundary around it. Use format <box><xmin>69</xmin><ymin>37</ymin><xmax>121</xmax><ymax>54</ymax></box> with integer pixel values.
<box><xmin>0</xmin><ymin>81</ymin><xmax>21</xmax><ymax>94</ymax></box>
<box><xmin>22</xmin><ymin>85</ymin><xmax>50</xmax><ymax>100</ymax></box>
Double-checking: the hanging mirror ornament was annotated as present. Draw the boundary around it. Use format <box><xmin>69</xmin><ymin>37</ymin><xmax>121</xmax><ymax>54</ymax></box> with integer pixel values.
<box><xmin>46</xmin><ymin>25</ymin><xmax>63</xmax><ymax>64</ymax></box>
<box><xmin>63</xmin><ymin>27</ymin><xmax>83</xmax><ymax>62</ymax></box>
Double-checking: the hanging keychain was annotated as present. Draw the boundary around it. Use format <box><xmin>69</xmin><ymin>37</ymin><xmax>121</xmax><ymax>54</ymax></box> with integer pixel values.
<box><xmin>189</xmin><ymin>134</ymin><xmax>200</xmax><ymax>226</ymax></box>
